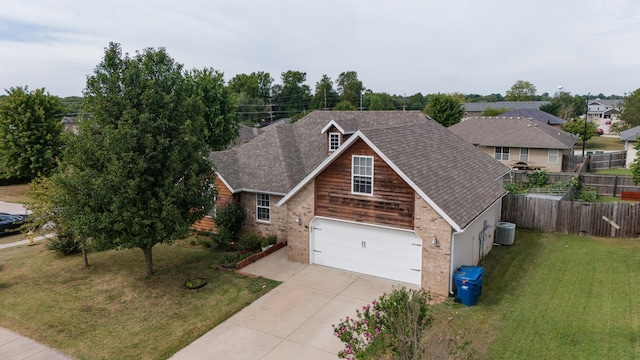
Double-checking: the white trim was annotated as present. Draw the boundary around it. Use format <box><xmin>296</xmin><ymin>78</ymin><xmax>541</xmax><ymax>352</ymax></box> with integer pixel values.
<box><xmin>215</xmin><ymin>172</ymin><xmax>235</xmax><ymax>194</ymax></box>
<box><xmin>277</xmin><ymin>130</ymin><xmax>464</xmax><ymax>232</ymax></box>
<box><xmin>276</xmin><ymin>131</ymin><xmax>362</xmax><ymax>206</ymax></box>
<box><xmin>351</xmin><ymin>155</ymin><xmax>374</xmax><ymax>196</ymax></box>
<box><xmin>329</xmin><ymin>132</ymin><xmax>341</xmax><ymax>151</ymax></box>
<box><xmin>320</xmin><ymin>120</ymin><xmax>345</xmax><ymax>134</ymax></box>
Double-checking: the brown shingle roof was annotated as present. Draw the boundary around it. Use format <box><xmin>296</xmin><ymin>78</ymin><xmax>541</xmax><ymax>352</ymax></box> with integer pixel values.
<box><xmin>361</xmin><ymin>123</ymin><xmax>508</xmax><ymax>229</ymax></box>
<box><xmin>211</xmin><ymin>111</ymin><xmax>429</xmax><ymax>194</ymax></box>
<box><xmin>449</xmin><ymin>117</ymin><xmax>578</xmax><ymax>149</ymax></box>
<box><xmin>211</xmin><ymin>110</ymin><xmax>509</xmax><ymax>230</ymax></box>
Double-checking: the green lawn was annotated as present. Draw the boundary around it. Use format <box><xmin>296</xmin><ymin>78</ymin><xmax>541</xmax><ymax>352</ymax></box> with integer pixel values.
<box><xmin>589</xmin><ymin>168</ymin><xmax>631</xmax><ymax>175</ymax></box>
<box><xmin>578</xmin><ymin>136</ymin><xmax>625</xmax><ymax>151</ymax></box>
<box><xmin>429</xmin><ymin>230</ymin><xmax>639</xmax><ymax>359</ymax></box>
<box><xmin>0</xmin><ymin>237</ymin><xmax>279</xmax><ymax>359</ymax></box>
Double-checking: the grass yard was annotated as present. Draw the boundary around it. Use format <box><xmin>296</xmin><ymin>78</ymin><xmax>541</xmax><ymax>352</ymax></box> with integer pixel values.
<box><xmin>578</xmin><ymin>136</ymin><xmax>625</xmax><ymax>151</ymax></box>
<box><xmin>589</xmin><ymin>168</ymin><xmax>632</xmax><ymax>175</ymax></box>
<box><xmin>428</xmin><ymin>230</ymin><xmax>639</xmax><ymax>359</ymax></box>
<box><xmin>0</xmin><ymin>237</ymin><xmax>279</xmax><ymax>360</ymax></box>
<box><xmin>0</xmin><ymin>183</ymin><xmax>31</xmax><ymax>203</ymax></box>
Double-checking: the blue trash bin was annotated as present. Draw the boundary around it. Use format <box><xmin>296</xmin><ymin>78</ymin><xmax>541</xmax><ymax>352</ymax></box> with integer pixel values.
<box><xmin>454</xmin><ymin>266</ymin><xmax>485</xmax><ymax>306</ymax></box>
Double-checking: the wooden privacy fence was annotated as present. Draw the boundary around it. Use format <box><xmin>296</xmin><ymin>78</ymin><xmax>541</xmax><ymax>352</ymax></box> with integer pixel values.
<box><xmin>581</xmin><ymin>174</ymin><xmax>640</xmax><ymax>196</ymax></box>
<box><xmin>503</xmin><ymin>172</ymin><xmax>640</xmax><ymax>196</ymax></box>
<box><xmin>502</xmin><ymin>194</ymin><xmax>640</xmax><ymax>238</ymax></box>
<box><xmin>588</xmin><ymin>151</ymin><xmax>626</xmax><ymax>170</ymax></box>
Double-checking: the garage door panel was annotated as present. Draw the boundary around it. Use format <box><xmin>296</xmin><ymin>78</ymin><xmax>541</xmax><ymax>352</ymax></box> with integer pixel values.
<box><xmin>310</xmin><ymin>218</ymin><xmax>422</xmax><ymax>285</ymax></box>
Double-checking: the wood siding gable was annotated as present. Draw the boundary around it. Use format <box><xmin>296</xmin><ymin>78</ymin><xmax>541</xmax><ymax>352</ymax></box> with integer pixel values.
<box><xmin>315</xmin><ymin>139</ymin><xmax>415</xmax><ymax>229</ymax></box>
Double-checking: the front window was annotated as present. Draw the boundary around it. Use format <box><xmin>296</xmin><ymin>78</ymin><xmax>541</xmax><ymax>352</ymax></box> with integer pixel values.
<box><xmin>256</xmin><ymin>193</ymin><xmax>270</xmax><ymax>222</ymax></box>
<box><xmin>548</xmin><ymin>149</ymin><xmax>559</xmax><ymax>164</ymax></box>
<box><xmin>520</xmin><ymin>148</ymin><xmax>529</xmax><ymax>162</ymax></box>
<box><xmin>329</xmin><ymin>132</ymin><xmax>341</xmax><ymax>151</ymax></box>
<box><xmin>494</xmin><ymin>147</ymin><xmax>510</xmax><ymax>160</ymax></box>
<box><xmin>352</xmin><ymin>155</ymin><xmax>373</xmax><ymax>195</ymax></box>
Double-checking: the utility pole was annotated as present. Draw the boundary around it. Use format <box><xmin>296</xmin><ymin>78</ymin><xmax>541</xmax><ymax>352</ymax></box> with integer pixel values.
<box><xmin>268</xmin><ymin>98</ymin><xmax>274</xmax><ymax>124</ymax></box>
<box><xmin>582</xmin><ymin>93</ymin><xmax>590</xmax><ymax>157</ymax></box>
<box><xmin>324</xmin><ymin>88</ymin><xmax>327</xmax><ymax>110</ymax></box>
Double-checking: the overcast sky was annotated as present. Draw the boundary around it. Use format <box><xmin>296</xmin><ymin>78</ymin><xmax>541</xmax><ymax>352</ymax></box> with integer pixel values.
<box><xmin>1</xmin><ymin>0</ymin><xmax>639</xmax><ymax>98</ymax></box>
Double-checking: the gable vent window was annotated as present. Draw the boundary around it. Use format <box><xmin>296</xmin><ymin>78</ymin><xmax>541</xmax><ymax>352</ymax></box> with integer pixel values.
<box><xmin>352</xmin><ymin>155</ymin><xmax>373</xmax><ymax>195</ymax></box>
<box><xmin>329</xmin><ymin>132</ymin><xmax>341</xmax><ymax>151</ymax></box>
<box><xmin>256</xmin><ymin>193</ymin><xmax>270</xmax><ymax>222</ymax></box>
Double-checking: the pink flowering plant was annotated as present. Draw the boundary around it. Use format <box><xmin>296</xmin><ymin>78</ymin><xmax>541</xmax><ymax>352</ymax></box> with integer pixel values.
<box><xmin>332</xmin><ymin>287</ymin><xmax>432</xmax><ymax>359</ymax></box>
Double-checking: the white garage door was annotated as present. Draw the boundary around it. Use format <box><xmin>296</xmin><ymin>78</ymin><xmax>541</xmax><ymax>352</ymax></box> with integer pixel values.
<box><xmin>310</xmin><ymin>217</ymin><xmax>422</xmax><ymax>285</ymax></box>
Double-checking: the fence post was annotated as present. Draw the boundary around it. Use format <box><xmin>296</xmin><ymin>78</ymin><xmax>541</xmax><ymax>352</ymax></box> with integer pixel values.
<box><xmin>613</xmin><ymin>176</ymin><xmax>618</xmax><ymax>197</ymax></box>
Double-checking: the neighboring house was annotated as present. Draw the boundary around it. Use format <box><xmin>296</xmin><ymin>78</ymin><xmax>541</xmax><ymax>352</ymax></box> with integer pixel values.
<box><xmin>620</xmin><ymin>126</ymin><xmax>640</xmax><ymax>168</ymax></box>
<box><xmin>62</xmin><ymin>116</ymin><xmax>78</xmax><ymax>134</ymax></box>
<box><xmin>233</xmin><ymin>119</ymin><xmax>292</xmax><ymax>147</ymax></box>
<box><xmin>235</xmin><ymin>124</ymin><xmax>264</xmax><ymax>146</ymax></box>
<box><xmin>463</xmin><ymin>101</ymin><xmax>549</xmax><ymax>118</ymax></box>
<box><xmin>498</xmin><ymin>109</ymin><xmax>566</xmax><ymax>128</ymax></box>
<box><xmin>588</xmin><ymin>99</ymin><xmax>622</xmax><ymax>120</ymax></box>
<box><xmin>199</xmin><ymin>111</ymin><xmax>509</xmax><ymax>297</ymax></box>
<box><xmin>449</xmin><ymin>117</ymin><xmax>578</xmax><ymax>172</ymax></box>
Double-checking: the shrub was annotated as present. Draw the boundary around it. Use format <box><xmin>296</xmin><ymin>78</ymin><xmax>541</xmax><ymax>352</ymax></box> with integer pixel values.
<box><xmin>211</xmin><ymin>200</ymin><xmax>245</xmax><ymax>249</ymax></box>
<box><xmin>47</xmin><ymin>230</ymin><xmax>83</xmax><ymax>255</ymax></box>
<box><xmin>527</xmin><ymin>170</ymin><xmax>547</xmax><ymax>188</ymax></box>
<box><xmin>333</xmin><ymin>287</ymin><xmax>432</xmax><ymax>359</ymax></box>
<box><xmin>237</xmin><ymin>233</ymin><xmax>263</xmax><ymax>252</ymax></box>
<box><xmin>576</xmin><ymin>187</ymin><xmax>598</xmax><ymax>202</ymax></box>
<box><xmin>261</xmin><ymin>235</ymin><xmax>277</xmax><ymax>248</ymax></box>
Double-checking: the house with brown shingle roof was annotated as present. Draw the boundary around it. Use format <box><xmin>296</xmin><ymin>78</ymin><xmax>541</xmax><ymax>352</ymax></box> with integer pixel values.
<box><xmin>201</xmin><ymin>111</ymin><xmax>509</xmax><ymax>297</ymax></box>
<box><xmin>449</xmin><ymin>117</ymin><xmax>579</xmax><ymax>172</ymax></box>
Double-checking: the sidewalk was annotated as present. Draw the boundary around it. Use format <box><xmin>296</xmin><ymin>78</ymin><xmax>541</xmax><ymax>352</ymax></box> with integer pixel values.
<box><xmin>0</xmin><ymin>233</ymin><xmax>55</xmax><ymax>250</ymax></box>
<box><xmin>0</xmin><ymin>327</ymin><xmax>71</xmax><ymax>360</ymax></box>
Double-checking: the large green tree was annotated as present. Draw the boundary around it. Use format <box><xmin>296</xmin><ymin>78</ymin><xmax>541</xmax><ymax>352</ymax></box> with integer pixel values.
<box><xmin>551</xmin><ymin>92</ymin><xmax>586</xmax><ymax>120</ymax></box>
<box><xmin>423</xmin><ymin>93</ymin><xmax>465</xmax><ymax>127</ymax></box>
<box><xmin>561</xmin><ymin>119</ymin><xmax>598</xmax><ymax>143</ymax></box>
<box><xmin>0</xmin><ymin>86</ymin><xmax>64</xmax><ymax>181</ymax></box>
<box><xmin>311</xmin><ymin>74</ymin><xmax>339</xmax><ymax>110</ymax></box>
<box><xmin>273</xmin><ymin>70</ymin><xmax>311</xmax><ymax>119</ymax></box>
<box><xmin>620</xmin><ymin>88</ymin><xmax>640</xmax><ymax>128</ymax></box>
<box><xmin>337</xmin><ymin>71</ymin><xmax>364</xmax><ymax>108</ymax></box>
<box><xmin>368</xmin><ymin>92</ymin><xmax>396</xmax><ymax>110</ymax></box>
<box><xmin>505</xmin><ymin>80</ymin><xmax>537</xmax><ymax>101</ymax></box>
<box><xmin>49</xmin><ymin>43</ymin><xmax>235</xmax><ymax>276</ymax></box>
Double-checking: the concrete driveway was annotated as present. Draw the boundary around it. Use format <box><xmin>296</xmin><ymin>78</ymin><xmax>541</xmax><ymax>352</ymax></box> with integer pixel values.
<box><xmin>170</xmin><ymin>247</ymin><xmax>417</xmax><ymax>360</ymax></box>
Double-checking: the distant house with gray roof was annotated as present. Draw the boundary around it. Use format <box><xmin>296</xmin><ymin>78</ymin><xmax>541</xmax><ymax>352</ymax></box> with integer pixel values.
<box><xmin>499</xmin><ymin>109</ymin><xmax>567</xmax><ymax>128</ymax></box>
<box><xmin>450</xmin><ymin>116</ymin><xmax>578</xmax><ymax>172</ymax></box>
<box><xmin>587</xmin><ymin>98</ymin><xmax>622</xmax><ymax>120</ymax></box>
<box><xmin>197</xmin><ymin>110</ymin><xmax>509</xmax><ymax>297</ymax></box>
<box><xmin>463</xmin><ymin>101</ymin><xmax>550</xmax><ymax>117</ymax></box>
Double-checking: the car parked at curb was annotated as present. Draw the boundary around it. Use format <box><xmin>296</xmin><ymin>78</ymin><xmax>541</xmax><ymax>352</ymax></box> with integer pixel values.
<box><xmin>0</xmin><ymin>213</ymin><xmax>27</xmax><ymax>236</ymax></box>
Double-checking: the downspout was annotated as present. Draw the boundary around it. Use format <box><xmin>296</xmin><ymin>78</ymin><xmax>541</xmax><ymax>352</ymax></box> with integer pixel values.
<box><xmin>449</xmin><ymin>230</ymin><xmax>462</xmax><ymax>296</ymax></box>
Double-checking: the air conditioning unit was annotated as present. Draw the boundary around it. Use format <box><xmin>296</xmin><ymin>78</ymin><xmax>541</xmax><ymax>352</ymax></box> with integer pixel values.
<box><xmin>495</xmin><ymin>222</ymin><xmax>516</xmax><ymax>245</ymax></box>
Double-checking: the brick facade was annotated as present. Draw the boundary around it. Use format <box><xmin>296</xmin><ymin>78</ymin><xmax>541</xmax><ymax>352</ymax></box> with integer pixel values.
<box><xmin>239</xmin><ymin>193</ymin><xmax>289</xmax><ymax>242</ymax></box>
<box><xmin>413</xmin><ymin>194</ymin><xmax>453</xmax><ymax>297</ymax></box>
<box><xmin>284</xmin><ymin>181</ymin><xmax>315</xmax><ymax>263</ymax></box>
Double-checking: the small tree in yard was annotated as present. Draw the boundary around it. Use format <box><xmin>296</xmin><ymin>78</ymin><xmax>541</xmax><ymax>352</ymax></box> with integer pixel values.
<box><xmin>211</xmin><ymin>200</ymin><xmax>245</xmax><ymax>249</ymax></box>
<box><xmin>42</xmin><ymin>43</ymin><xmax>237</xmax><ymax>276</ymax></box>
<box><xmin>333</xmin><ymin>287</ymin><xmax>433</xmax><ymax>360</ymax></box>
